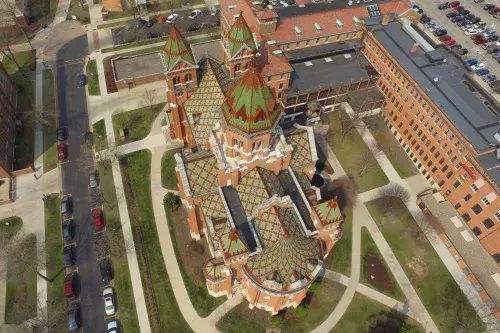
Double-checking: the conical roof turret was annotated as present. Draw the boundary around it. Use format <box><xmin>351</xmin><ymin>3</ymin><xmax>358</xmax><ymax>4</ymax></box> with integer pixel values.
<box><xmin>227</xmin><ymin>13</ymin><xmax>257</xmax><ymax>59</ymax></box>
<box><xmin>162</xmin><ymin>24</ymin><xmax>195</xmax><ymax>72</ymax></box>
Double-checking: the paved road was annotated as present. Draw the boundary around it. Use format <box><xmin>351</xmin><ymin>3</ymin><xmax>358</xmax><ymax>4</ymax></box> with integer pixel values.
<box><xmin>415</xmin><ymin>0</ymin><xmax>500</xmax><ymax>76</ymax></box>
<box><xmin>111</xmin><ymin>10</ymin><xmax>220</xmax><ymax>45</ymax></box>
<box><xmin>55</xmin><ymin>24</ymin><xmax>107</xmax><ymax>332</ymax></box>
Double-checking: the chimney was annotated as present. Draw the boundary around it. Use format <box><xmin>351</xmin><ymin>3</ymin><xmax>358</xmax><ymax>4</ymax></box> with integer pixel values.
<box><xmin>410</xmin><ymin>43</ymin><xmax>419</xmax><ymax>54</ymax></box>
<box><xmin>381</xmin><ymin>14</ymin><xmax>391</xmax><ymax>26</ymax></box>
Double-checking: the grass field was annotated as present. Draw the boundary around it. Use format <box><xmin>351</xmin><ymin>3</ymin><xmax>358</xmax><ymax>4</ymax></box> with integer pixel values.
<box><xmin>360</xmin><ymin>227</ymin><xmax>405</xmax><ymax>302</ymax></box>
<box><xmin>331</xmin><ymin>293</ymin><xmax>424</xmax><ymax>333</ymax></box>
<box><xmin>44</xmin><ymin>194</ymin><xmax>67</xmax><ymax>332</ymax></box>
<box><xmin>97</xmin><ymin>161</ymin><xmax>140</xmax><ymax>332</ymax></box>
<box><xmin>92</xmin><ymin>119</ymin><xmax>108</xmax><ymax>151</ymax></box>
<box><xmin>2</xmin><ymin>50</ymin><xmax>36</xmax><ymax>74</ymax></box>
<box><xmin>326</xmin><ymin>111</ymin><xmax>388</xmax><ymax>192</ymax></box>
<box><xmin>43</xmin><ymin>69</ymin><xmax>58</xmax><ymax>172</ymax></box>
<box><xmin>161</xmin><ymin>151</ymin><xmax>178</xmax><ymax>190</ymax></box>
<box><xmin>330</xmin><ymin>205</ymin><xmax>352</xmax><ymax>276</ymax></box>
<box><xmin>112</xmin><ymin>103</ymin><xmax>165</xmax><ymax>145</ymax></box>
<box><xmin>121</xmin><ymin>150</ymin><xmax>193</xmax><ymax>332</ymax></box>
<box><xmin>85</xmin><ymin>59</ymin><xmax>100</xmax><ymax>96</ymax></box>
<box><xmin>67</xmin><ymin>0</ymin><xmax>90</xmax><ymax>23</ymax></box>
<box><xmin>0</xmin><ymin>217</ymin><xmax>23</xmax><ymax>239</ymax></box>
<box><xmin>366</xmin><ymin>197</ymin><xmax>484</xmax><ymax>333</ymax></box>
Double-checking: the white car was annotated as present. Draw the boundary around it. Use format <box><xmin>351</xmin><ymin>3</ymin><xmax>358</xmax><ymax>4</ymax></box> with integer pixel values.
<box><xmin>471</xmin><ymin>63</ymin><xmax>485</xmax><ymax>71</ymax></box>
<box><xmin>465</xmin><ymin>28</ymin><xmax>480</xmax><ymax>35</ymax></box>
<box><xmin>166</xmin><ymin>13</ymin><xmax>178</xmax><ymax>24</ymax></box>
<box><xmin>107</xmin><ymin>320</ymin><xmax>119</xmax><ymax>333</ymax></box>
<box><xmin>103</xmin><ymin>288</ymin><xmax>115</xmax><ymax>315</ymax></box>
<box><xmin>188</xmin><ymin>9</ymin><xmax>201</xmax><ymax>19</ymax></box>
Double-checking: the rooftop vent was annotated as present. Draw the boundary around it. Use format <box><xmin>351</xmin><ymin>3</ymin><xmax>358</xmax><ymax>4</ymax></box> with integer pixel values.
<box><xmin>353</xmin><ymin>16</ymin><xmax>361</xmax><ymax>25</ymax></box>
<box><xmin>267</xmin><ymin>40</ymin><xmax>276</xmax><ymax>45</ymax></box>
<box><xmin>434</xmin><ymin>77</ymin><xmax>439</xmax><ymax>83</ymax></box>
<box><xmin>252</xmin><ymin>1</ymin><xmax>260</xmax><ymax>4</ymax></box>
<box><xmin>336</xmin><ymin>19</ymin><xmax>343</xmax><ymax>29</ymax></box>
<box><xmin>228</xmin><ymin>4</ymin><xmax>236</xmax><ymax>9</ymax></box>
<box><xmin>233</xmin><ymin>13</ymin><xmax>240</xmax><ymax>19</ymax></box>
<box><xmin>314</xmin><ymin>23</ymin><xmax>322</xmax><ymax>32</ymax></box>
<box><xmin>272</xmin><ymin>50</ymin><xmax>283</xmax><ymax>55</ymax></box>
<box><xmin>294</xmin><ymin>26</ymin><xmax>302</xmax><ymax>35</ymax></box>
<box><xmin>298</xmin><ymin>4</ymin><xmax>305</xmax><ymax>7</ymax></box>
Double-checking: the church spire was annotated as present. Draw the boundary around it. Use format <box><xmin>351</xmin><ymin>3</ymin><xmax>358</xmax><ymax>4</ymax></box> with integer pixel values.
<box><xmin>161</xmin><ymin>24</ymin><xmax>195</xmax><ymax>72</ymax></box>
<box><xmin>227</xmin><ymin>12</ymin><xmax>257</xmax><ymax>59</ymax></box>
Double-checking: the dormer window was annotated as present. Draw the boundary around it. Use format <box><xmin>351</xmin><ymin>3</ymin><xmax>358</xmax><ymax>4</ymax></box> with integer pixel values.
<box><xmin>294</xmin><ymin>26</ymin><xmax>302</xmax><ymax>35</ymax></box>
<box><xmin>336</xmin><ymin>19</ymin><xmax>343</xmax><ymax>29</ymax></box>
<box><xmin>353</xmin><ymin>16</ymin><xmax>361</xmax><ymax>26</ymax></box>
<box><xmin>314</xmin><ymin>23</ymin><xmax>322</xmax><ymax>32</ymax></box>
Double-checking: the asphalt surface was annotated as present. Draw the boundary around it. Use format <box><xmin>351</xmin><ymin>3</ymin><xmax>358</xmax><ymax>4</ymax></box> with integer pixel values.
<box><xmin>415</xmin><ymin>0</ymin><xmax>500</xmax><ymax>77</ymax></box>
<box><xmin>55</xmin><ymin>27</ymin><xmax>107</xmax><ymax>332</ymax></box>
<box><xmin>111</xmin><ymin>10</ymin><xmax>220</xmax><ymax>45</ymax></box>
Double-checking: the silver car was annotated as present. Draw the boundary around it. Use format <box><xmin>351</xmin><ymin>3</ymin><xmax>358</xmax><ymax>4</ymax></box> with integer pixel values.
<box><xmin>89</xmin><ymin>172</ymin><xmax>98</xmax><ymax>188</ymax></box>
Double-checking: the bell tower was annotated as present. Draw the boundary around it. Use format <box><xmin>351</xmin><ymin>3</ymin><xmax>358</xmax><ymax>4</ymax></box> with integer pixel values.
<box><xmin>224</xmin><ymin>13</ymin><xmax>258</xmax><ymax>79</ymax></box>
<box><xmin>161</xmin><ymin>24</ymin><xmax>198</xmax><ymax>143</ymax></box>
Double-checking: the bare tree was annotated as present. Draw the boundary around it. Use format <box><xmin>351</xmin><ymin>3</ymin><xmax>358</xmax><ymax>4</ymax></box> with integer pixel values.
<box><xmin>142</xmin><ymin>88</ymin><xmax>158</xmax><ymax>113</ymax></box>
<box><xmin>355</xmin><ymin>141</ymin><xmax>382</xmax><ymax>177</ymax></box>
<box><xmin>327</xmin><ymin>175</ymin><xmax>359</xmax><ymax>208</ymax></box>
<box><xmin>18</xmin><ymin>105</ymin><xmax>55</xmax><ymax>128</ymax></box>
<box><xmin>93</xmin><ymin>231</ymin><xmax>134</xmax><ymax>261</ymax></box>
<box><xmin>377</xmin><ymin>183</ymin><xmax>410</xmax><ymax>205</ymax></box>
<box><xmin>78</xmin><ymin>141</ymin><xmax>124</xmax><ymax>173</ymax></box>
<box><xmin>0</xmin><ymin>29</ymin><xmax>27</xmax><ymax>76</ymax></box>
<box><xmin>338</xmin><ymin>109</ymin><xmax>363</xmax><ymax>141</ymax></box>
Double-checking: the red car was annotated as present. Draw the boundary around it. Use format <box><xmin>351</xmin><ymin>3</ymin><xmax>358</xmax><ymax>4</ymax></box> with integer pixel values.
<box><xmin>57</xmin><ymin>143</ymin><xmax>67</xmax><ymax>161</ymax></box>
<box><xmin>439</xmin><ymin>35</ymin><xmax>452</xmax><ymax>41</ymax></box>
<box><xmin>64</xmin><ymin>272</ymin><xmax>77</xmax><ymax>298</ymax></box>
<box><xmin>157</xmin><ymin>15</ymin><xmax>167</xmax><ymax>23</ymax></box>
<box><xmin>453</xmin><ymin>5</ymin><xmax>464</xmax><ymax>12</ymax></box>
<box><xmin>488</xmin><ymin>7</ymin><xmax>500</xmax><ymax>15</ymax></box>
<box><xmin>93</xmin><ymin>209</ymin><xmax>104</xmax><ymax>230</ymax></box>
<box><xmin>444</xmin><ymin>38</ymin><xmax>456</xmax><ymax>45</ymax></box>
<box><xmin>449</xmin><ymin>1</ymin><xmax>460</xmax><ymax>7</ymax></box>
<box><xmin>475</xmin><ymin>37</ymin><xmax>488</xmax><ymax>44</ymax></box>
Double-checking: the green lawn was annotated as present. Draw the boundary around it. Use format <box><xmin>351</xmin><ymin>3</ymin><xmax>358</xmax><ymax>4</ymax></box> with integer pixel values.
<box><xmin>112</xmin><ymin>103</ymin><xmax>165</xmax><ymax>145</ymax></box>
<box><xmin>0</xmin><ymin>217</ymin><xmax>23</xmax><ymax>239</ymax></box>
<box><xmin>85</xmin><ymin>59</ymin><xmax>100</xmax><ymax>96</ymax></box>
<box><xmin>217</xmin><ymin>301</ymin><xmax>267</xmax><ymax>333</ymax></box>
<box><xmin>360</xmin><ymin>227</ymin><xmax>405</xmax><ymax>302</ymax></box>
<box><xmin>67</xmin><ymin>0</ymin><xmax>90</xmax><ymax>23</ymax></box>
<box><xmin>368</xmin><ymin>115</ymin><xmax>418</xmax><ymax>179</ymax></box>
<box><xmin>165</xmin><ymin>207</ymin><xmax>225</xmax><ymax>317</ymax></box>
<box><xmin>92</xmin><ymin>119</ymin><xmax>108</xmax><ymax>151</ymax></box>
<box><xmin>161</xmin><ymin>151</ymin><xmax>178</xmax><ymax>190</ymax></box>
<box><xmin>43</xmin><ymin>69</ymin><xmax>58</xmax><ymax>172</ymax></box>
<box><xmin>2</xmin><ymin>50</ymin><xmax>36</xmax><ymax>74</ymax></box>
<box><xmin>365</xmin><ymin>197</ymin><xmax>484</xmax><ymax>333</ymax></box>
<box><xmin>121</xmin><ymin>150</ymin><xmax>193</xmax><ymax>333</ymax></box>
<box><xmin>331</xmin><ymin>293</ymin><xmax>425</xmax><ymax>333</ymax></box>
<box><xmin>330</xmin><ymin>205</ymin><xmax>352</xmax><ymax>276</ymax></box>
<box><xmin>5</xmin><ymin>233</ymin><xmax>37</xmax><ymax>324</ymax></box>
<box><xmin>98</xmin><ymin>161</ymin><xmax>140</xmax><ymax>332</ymax></box>
<box><xmin>44</xmin><ymin>194</ymin><xmax>67</xmax><ymax>333</ymax></box>
<box><xmin>326</xmin><ymin>111</ymin><xmax>388</xmax><ymax>192</ymax></box>
<box><xmin>107</xmin><ymin>11</ymin><xmax>131</xmax><ymax>20</ymax></box>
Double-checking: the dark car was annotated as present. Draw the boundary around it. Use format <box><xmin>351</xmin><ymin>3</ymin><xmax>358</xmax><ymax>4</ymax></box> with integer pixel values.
<box><xmin>135</xmin><ymin>19</ymin><xmax>146</xmax><ymax>28</ymax></box>
<box><xmin>446</xmin><ymin>12</ymin><xmax>458</xmax><ymax>18</ymax></box>
<box><xmin>451</xmin><ymin>43</ymin><xmax>462</xmax><ymax>49</ymax></box>
<box><xmin>459</xmin><ymin>10</ymin><xmax>470</xmax><ymax>15</ymax></box>
<box><xmin>63</xmin><ymin>246</ymin><xmax>75</xmax><ymax>267</ymax></box>
<box><xmin>77</xmin><ymin>74</ymin><xmax>87</xmax><ymax>86</ymax></box>
<box><xmin>468</xmin><ymin>17</ymin><xmax>481</xmax><ymax>24</ymax></box>
<box><xmin>145</xmin><ymin>19</ymin><xmax>156</xmax><ymax>27</ymax></box>
<box><xmin>450</xmin><ymin>1</ymin><xmax>460</xmax><ymax>6</ymax></box>
<box><xmin>459</xmin><ymin>48</ymin><xmax>469</xmax><ymax>54</ymax></box>
<box><xmin>57</xmin><ymin>143</ymin><xmax>67</xmax><ymax>161</ymax></box>
<box><xmin>100</xmin><ymin>259</ymin><xmax>113</xmax><ymax>284</ymax></box>
<box><xmin>434</xmin><ymin>29</ymin><xmax>448</xmax><ymax>36</ymax></box>
<box><xmin>68</xmin><ymin>304</ymin><xmax>81</xmax><ymax>331</ymax></box>
<box><xmin>488</xmin><ymin>7</ymin><xmax>500</xmax><ymax>14</ymax></box>
<box><xmin>146</xmin><ymin>32</ymin><xmax>160</xmax><ymax>39</ymax></box>
<box><xmin>61</xmin><ymin>196</ymin><xmax>72</xmax><ymax>216</ymax></box>
<box><xmin>420</xmin><ymin>16</ymin><xmax>431</xmax><ymax>23</ymax></box>
<box><xmin>64</xmin><ymin>272</ymin><xmax>77</xmax><ymax>298</ymax></box>
<box><xmin>56</xmin><ymin>127</ymin><xmax>67</xmax><ymax>141</ymax></box>
<box><xmin>453</xmin><ymin>6</ymin><xmax>464</xmax><ymax>12</ymax></box>
<box><xmin>451</xmin><ymin>16</ymin><xmax>464</xmax><ymax>22</ymax></box>
<box><xmin>464</xmin><ymin>14</ymin><xmax>475</xmax><ymax>19</ymax></box>
<box><xmin>488</xmin><ymin>35</ymin><xmax>499</xmax><ymax>41</ymax></box>
<box><xmin>62</xmin><ymin>219</ymin><xmax>74</xmax><ymax>241</ymax></box>
<box><xmin>487</xmin><ymin>47</ymin><xmax>500</xmax><ymax>53</ymax></box>
<box><xmin>438</xmin><ymin>3</ymin><xmax>449</xmax><ymax>9</ymax></box>
<box><xmin>484</xmin><ymin>4</ymin><xmax>495</xmax><ymax>10</ymax></box>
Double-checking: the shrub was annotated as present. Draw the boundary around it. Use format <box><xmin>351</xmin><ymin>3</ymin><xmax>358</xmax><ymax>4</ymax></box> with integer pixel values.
<box><xmin>294</xmin><ymin>304</ymin><xmax>309</xmax><ymax>318</ymax></box>
<box><xmin>269</xmin><ymin>315</ymin><xmax>283</xmax><ymax>328</ymax></box>
<box><xmin>400</xmin><ymin>323</ymin><xmax>421</xmax><ymax>333</ymax></box>
<box><xmin>164</xmin><ymin>192</ymin><xmax>181</xmax><ymax>212</ymax></box>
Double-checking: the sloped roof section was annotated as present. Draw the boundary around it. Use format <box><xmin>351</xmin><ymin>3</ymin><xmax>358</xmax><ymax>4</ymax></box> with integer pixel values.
<box><xmin>162</xmin><ymin>25</ymin><xmax>195</xmax><ymax>72</ymax></box>
<box><xmin>313</xmin><ymin>198</ymin><xmax>344</xmax><ymax>227</ymax></box>
<box><xmin>182</xmin><ymin>151</ymin><xmax>219</xmax><ymax>197</ymax></box>
<box><xmin>102</xmin><ymin>0</ymin><xmax>123</xmax><ymax>12</ymax></box>
<box><xmin>286</xmin><ymin>129</ymin><xmax>314</xmax><ymax>169</ymax></box>
<box><xmin>203</xmin><ymin>257</ymin><xmax>225</xmax><ymax>281</ymax></box>
<box><xmin>221</xmin><ymin>65</ymin><xmax>282</xmax><ymax>134</ymax></box>
<box><xmin>227</xmin><ymin>13</ymin><xmax>257</xmax><ymax>58</ymax></box>
<box><xmin>200</xmin><ymin>192</ymin><xmax>228</xmax><ymax>220</ymax></box>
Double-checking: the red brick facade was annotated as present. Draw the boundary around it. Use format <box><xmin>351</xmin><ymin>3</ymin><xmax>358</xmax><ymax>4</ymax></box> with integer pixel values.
<box><xmin>0</xmin><ymin>63</ymin><xmax>17</xmax><ymax>178</ymax></box>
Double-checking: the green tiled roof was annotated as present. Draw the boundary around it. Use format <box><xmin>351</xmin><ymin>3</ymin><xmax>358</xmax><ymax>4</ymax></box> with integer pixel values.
<box><xmin>287</xmin><ymin>129</ymin><xmax>314</xmax><ymax>169</ymax></box>
<box><xmin>184</xmin><ymin>58</ymin><xmax>234</xmax><ymax>146</ymax></box>
<box><xmin>244</xmin><ymin>206</ymin><xmax>323</xmax><ymax>291</ymax></box>
<box><xmin>219</xmin><ymin>230</ymin><xmax>249</xmax><ymax>258</ymax></box>
<box><xmin>227</xmin><ymin>14</ymin><xmax>257</xmax><ymax>58</ymax></box>
<box><xmin>203</xmin><ymin>257</ymin><xmax>225</xmax><ymax>281</ymax></box>
<box><xmin>221</xmin><ymin>66</ymin><xmax>282</xmax><ymax>134</ymax></box>
<box><xmin>313</xmin><ymin>198</ymin><xmax>344</xmax><ymax>227</ymax></box>
<box><xmin>183</xmin><ymin>151</ymin><xmax>219</xmax><ymax>197</ymax></box>
<box><xmin>200</xmin><ymin>192</ymin><xmax>227</xmax><ymax>220</ymax></box>
<box><xmin>162</xmin><ymin>25</ymin><xmax>195</xmax><ymax>72</ymax></box>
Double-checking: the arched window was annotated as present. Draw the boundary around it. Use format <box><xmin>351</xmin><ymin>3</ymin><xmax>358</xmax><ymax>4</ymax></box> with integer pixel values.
<box><xmin>176</xmin><ymin>91</ymin><xmax>183</xmax><ymax>98</ymax></box>
<box><xmin>173</xmin><ymin>76</ymin><xmax>180</xmax><ymax>85</ymax></box>
<box><xmin>239</xmin><ymin>141</ymin><xmax>243</xmax><ymax>149</ymax></box>
<box><xmin>234</xmin><ymin>63</ymin><xmax>241</xmax><ymax>72</ymax></box>
<box><xmin>244</xmin><ymin>61</ymin><xmax>250</xmax><ymax>70</ymax></box>
<box><xmin>232</xmin><ymin>138</ymin><xmax>238</xmax><ymax>147</ymax></box>
<box><xmin>185</xmin><ymin>73</ymin><xmax>193</xmax><ymax>82</ymax></box>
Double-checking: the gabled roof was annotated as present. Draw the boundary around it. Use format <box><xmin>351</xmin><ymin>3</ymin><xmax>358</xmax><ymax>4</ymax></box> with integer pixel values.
<box><xmin>221</xmin><ymin>64</ymin><xmax>282</xmax><ymax>134</ymax></box>
<box><xmin>313</xmin><ymin>198</ymin><xmax>344</xmax><ymax>227</ymax></box>
<box><xmin>161</xmin><ymin>25</ymin><xmax>195</xmax><ymax>72</ymax></box>
<box><xmin>203</xmin><ymin>257</ymin><xmax>226</xmax><ymax>281</ymax></box>
<box><xmin>102</xmin><ymin>0</ymin><xmax>123</xmax><ymax>12</ymax></box>
<box><xmin>227</xmin><ymin>13</ymin><xmax>257</xmax><ymax>59</ymax></box>
<box><xmin>182</xmin><ymin>151</ymin><xmax>219</xmax><ymax>197</ymax></box>
<box><xmin>286</xmin><ymin>129</ymin><xmax>314</xmax><ymax>170</ymax></box>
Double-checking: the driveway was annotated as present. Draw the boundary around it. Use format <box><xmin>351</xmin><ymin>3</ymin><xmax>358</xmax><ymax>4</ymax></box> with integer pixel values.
<box><xmin>415</xmin><ymin>0</ymin><xmax>500</xmax><ymax>77</ymax></box>
<box><xmin>55</xmin><ymin>22</ymin><xmax>107</xmax><ymax>333</ymax></box>
<box><xmin>111</xmin><ymin>10</ymin><xmax>220</xmax><ymax>45</ymax></box>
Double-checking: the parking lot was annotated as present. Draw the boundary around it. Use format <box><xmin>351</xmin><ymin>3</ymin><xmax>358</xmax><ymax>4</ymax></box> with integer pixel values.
<box><xmin>111</xmin><ymin>10</ymin><xmax>220</xmax><ymax>46</ymax></box>
<box><xmin>415</xmin><ymin>0</ymin><xmax>500</xmax><ymax>90</ymax></box>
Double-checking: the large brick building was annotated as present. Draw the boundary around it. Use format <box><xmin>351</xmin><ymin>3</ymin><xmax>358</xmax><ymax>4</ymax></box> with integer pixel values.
<box><xmin>361</xmin><ymin>17</ymin><xmax>500</xmax><ymax>260</ymax></box>
<box><xmin>0</xmin><ymin>63</ymin><xmax>17</xmax><ymax>178</ymax></box>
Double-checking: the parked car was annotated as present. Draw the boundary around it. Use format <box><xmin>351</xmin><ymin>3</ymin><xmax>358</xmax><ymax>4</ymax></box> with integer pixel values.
<box><xmin>451</xmin><ymin>16</ymin><xmax>464</xmax><ymax>22</ymax></box>
<box><xmin>93</xmin><ymin>209</ymin><xmax>104</xmax><ymax>230</ymax></box>
<box><xmin>468</xmin><ymin>17</ymin><xmax>481</xmax><ymax>24</ymax></box>
<box><xmin>63</xmin><ymin>246</ymin><xmax>75</xmax><ymax>267</ymax></box>
<box><xmin>494</xmin><ymin>52</ymin><xmax>500</xmax><ymax>59</ymax></box>
<box><xmin>439</xmin><ymin>35</ymin><xmax>452</xmax><ymax>41</ymax></box>
<box><xmin>57</xmin><ymin>127</ymin><xmax>67</xmax><ymax>141</ymax></box>
<box><xmin>453</xmin><ymin>6</ymin><xmax>464</xmax><ymax>12</ymax></box>
<box><xmin>475</xmin><ymin>36</ymin><xmax>488</xmax><ymax>44</ymax></box>
<box><xmin>444</xmin><ymin>38</ymin><xmax>456</xmax><ymax>45</ymax></box>
<box><xmin>61</xmin><ymin>196</ymin><xmax>72</xmax><ymax>216</ymax></box>
<box><xmin>464</xmin><ymin>13</ymin><xmax>475</xmax><ymax>20</ymax></box>
<box><xmin>146</xmin><ymin>32</ymin><xmax>160</xmax><ymax>39</ymax></box>
<box><xmin>484</xmin><ymin>4</ymin><xmax>495</xmax><ymax>10</ymax></box>
<box><xmin>62</xmin><ymin>219</ymin><xmax>74</xmax><ymax>241</ymax></box>
<box><xmin>488</xmin><ymin>7</ymin><xmax>500</xmax><ymax>15</ymax></box>
<box><xmin>474</xmin><ymin>0</ymin><xmax>485</xmax><ymax>3</ymax></box>
<box><xmin>108</xmin><ymin>320</ymin><xmax>119</xmax><ymax>333</ymax></box>
<box><xmin>166</xmin><ymin>13</ymin><xmax>178</xmax><ymax>24</ymax></box>
<box><xmin>420</xmin><ymin>15</ymin><xmax>431</xmax><ymax>24</ymax></box>
<box><xmin>438</xmin><ymin>3</ymin><xmax>450</xmax><ymax>9</ymax></box>
<box><xmin>483</xmin><ymin>74</ymin><xmax>497</xmax><ymax>82</ymax></box>
<box><xmin>57</xmin><ymin>143</ymin><xmax>67</xmax><ymax>161</ymax></box>
<box><xmin>451</xmin><ymin>43</ymin><xmax>462</xmax><ymax>49</ymax></box>
<box><xmin>475</xmin><ymin>21</ymin><xmax>487</xmax><ymax>28</ymax></box>
<box><xmin>211</xmin><ymin>8</ymin><xmax>220</xmax><ymax>15</ymax></box>
<box><xmin>64</xmin><ymin>272</ymin><xmax>77</xmax><ymax>298</ymax></box>
<box><xmin>157</xmin><ymin>15</ymin><xmax>167</xmax><ymax>23</ymax></box>
<box><xmin>103</xmin><ymin>288</ymin><xmax>115</xmax><ymax>315</ymax></box>
<box><xmin>458</xmin><ymin>21</ymin><xmax>469</xmax><ymax>26</ymax></box>
<box><xmin>476</xmin><ymin>68</ymin><xmax>490</xmax><ymax>75</ymax></box>
<box><xmin>487</xmin><ymin>46</ymin><xmax>500</xmax><ymax>53</ymax></box>
<box><xmin>466</xmin><ymin>58</ymin><xmax>478</xmax><ymax>66</ymax></box>
<box><xmin>135</xmin><ymin>19</ymin><xmax>146</xmax><ymax>28</ymax></box>
<box><xmin>446</xmin><ymin>12</ymin><xmax>458</xmax><ymax>18</ymax></box>
<box><xmin>100</xmin><ymin>259</ymin><xmax>112</xmax><ymax>284</ymax></box>
<box><xmin>77</xmin><ymin>74</ymin><xmax>86</xmax><ymax>86</ymax></box>
<box><xmin>188</xmin><ymin>9</ymin><xmax>201</xmax><ymax>19</ymax></box>
<box><xmin>459</xmin><ymin>10</ymin><xmax>470</xmax><ymax>16</ymax></box>
<box><xmin>434</xmin><ymin>29</ymin><xmax>448</xmax><ymax>36</ymax></box>
<box><xmin>465</xmin><ymin>28</ymin><xmax>480</xmax><ymax>35</ymax></box>
<box><xmin>145</xmin><ymin>19</ymin><xmax>156</xmax><ymax>27</ymax></box>
<box><xmin>471</xmin><ymin>63</ymin><xmax>486</xmax><ymax>70</ymax></box>
<box><xmin>449</xmin><ymin>1</ymin><xmax>461</xmax><ymax>7</ymax></box>
<box><xmin>68</xmin><ymin>304</ymin><xmax>81</xmax><ymax>332</ymax></box>
<box><xmin>459</xmin><ymin>47</ymin><xmax>469</xmax><ymax>54</ymax></box>
<box><xmin>488</xmin><ymin>35</ymin><xmax>499</xmax><ymax>41</ymax></box>
<box><xmin>89</xmin><ymin>171</ymin><xmax>98</xmax><ymax>188</ymax></box>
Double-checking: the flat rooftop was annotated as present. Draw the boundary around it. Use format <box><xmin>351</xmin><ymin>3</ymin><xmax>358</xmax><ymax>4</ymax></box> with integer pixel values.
<box><xmin>275</xmin><ymin>0</ymin><xmax>387</xmax><ymax>18</ymax></box>
<box><xmin>112</xmin><ymin>52</ymin><xmax>163</xmax><ymax>81</ymax></box>
<box><xmin>190</xmin><ymin>40</ymin><xmax>224</xmax><ymax>64</ymax></box>
<box><xmin>286</xmin><ymin>48</ymin><xmax>373</xmax><ymax>96</ymax></box>
<box><xmin>365</xmin><ymin>17</ymin><xmax>500</xmax><ymax>182</ymax></box>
